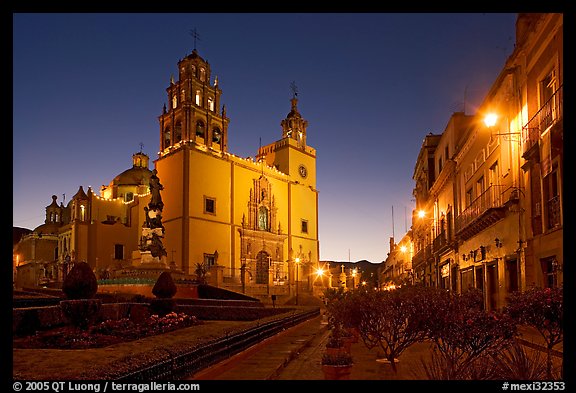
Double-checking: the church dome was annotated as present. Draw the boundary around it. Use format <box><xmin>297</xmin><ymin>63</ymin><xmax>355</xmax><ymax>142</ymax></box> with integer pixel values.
<box><xmin>113</xmin><ymin>166</ymin><xmax>153</xmax><ymax>187</ymax></box>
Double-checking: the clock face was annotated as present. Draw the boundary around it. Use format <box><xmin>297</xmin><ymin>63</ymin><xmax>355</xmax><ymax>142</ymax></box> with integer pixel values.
<box><xmin>298</xmin><ymin>164</ymin><xmax>308</xmax><ymax>178</ymax></box>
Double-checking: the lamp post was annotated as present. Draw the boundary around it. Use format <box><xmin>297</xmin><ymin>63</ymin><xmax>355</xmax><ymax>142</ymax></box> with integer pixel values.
<box><xmin>295</xmin><ymin>257</ymin><xmax>300</xmax><ymax>305</ymax></box>
<box><xmin>484</xmin><ymin>111</ymin><xmax>525</xmax><ymax>292</ymax></box>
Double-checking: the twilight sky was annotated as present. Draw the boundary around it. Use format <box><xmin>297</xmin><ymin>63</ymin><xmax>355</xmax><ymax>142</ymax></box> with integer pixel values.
<box><xmin>13</xmin><ymin>13</ymin><xmax>517</xmax><ymax>263</ymax></box>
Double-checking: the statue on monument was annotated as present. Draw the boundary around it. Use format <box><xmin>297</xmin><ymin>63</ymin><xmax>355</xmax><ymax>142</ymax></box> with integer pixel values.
<box><xmin>148</xmin><ymin>169</ymin><xmax>164</xmax><ymax>212</ymax></box>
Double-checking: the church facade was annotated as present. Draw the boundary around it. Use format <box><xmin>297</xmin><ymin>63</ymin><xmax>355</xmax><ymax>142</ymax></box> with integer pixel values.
<box><xmin>155</xmin><ymin>49</ymin><xmax>319</xmax><ymax>296</ymax></box>
<box><xmin>14</xmin><ymin>47</ymin><xmax>320</xmax><ymax>298</ymax></box>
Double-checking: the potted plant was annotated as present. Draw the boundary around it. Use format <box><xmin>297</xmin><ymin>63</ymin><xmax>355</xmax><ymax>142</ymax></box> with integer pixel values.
<box><xmin>322</xmin><ymin>352</ymin><xmax>353</xmax><ymax>380</ymax></box>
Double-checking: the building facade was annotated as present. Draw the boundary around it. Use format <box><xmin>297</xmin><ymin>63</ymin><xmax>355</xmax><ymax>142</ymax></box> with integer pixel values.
<box><xmin>14</xmin><ymin>48</ymin><xmax>320</xmax><ymax>298</ymax></box>
<box><xmin>408</xmin><ymin>13</ymin><xmax>563</xmax><ymax>310</ymax></box>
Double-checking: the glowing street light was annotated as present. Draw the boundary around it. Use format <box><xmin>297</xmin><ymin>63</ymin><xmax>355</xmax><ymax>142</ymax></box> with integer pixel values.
<box><xmin>400</xmin><ymin>245</ymin><xmax>408</xmax><ymax>253</ymax></box>
<box><xmin>484</xmin><ymin>113</ymin><xmax>498</xmax><ymax>127</ymax></box>
<box><xmin>417</xmin><ymin>210</ymin><xmax>426</xmax><ymax>219</ymax></box>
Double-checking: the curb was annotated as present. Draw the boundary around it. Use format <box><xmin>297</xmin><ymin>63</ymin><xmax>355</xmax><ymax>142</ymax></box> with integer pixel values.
<box><xmin>266</xmin><ymin>320</ymin><xmax>330</xmax><ymax>380</ymax></box>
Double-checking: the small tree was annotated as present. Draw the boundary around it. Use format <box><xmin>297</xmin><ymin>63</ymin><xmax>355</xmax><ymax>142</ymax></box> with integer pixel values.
<box><xmin>504</xmin><ymin>286</ymin><xmax>563</xmax><ymax>379</ymax></box>
<box><xmin>356</xmin><ymin>286</ymin><xmax>431</xmax><ymax>373</ymax></box>
<box><xmin>424</xmin><ymin>289</ymin><xmax>517</xmax><ymax>380</ymax></box>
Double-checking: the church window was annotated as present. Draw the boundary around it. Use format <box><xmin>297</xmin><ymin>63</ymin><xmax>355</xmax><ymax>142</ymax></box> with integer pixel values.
<box><xmin>196</xmin><ymin>120</ymin><xmax>205</xmax><ymax>138</ymax></box>
<box><xmin>80</xmin><ymin>205</ymin><xmax>86</xmax><ymax>221</ymax></box>
<box><xmin>301</xmin><ymin>219</ymin><xmax>308</xmax><ymax>234</ymax></box>
<box><xmin>180</xmin><ymin>89</ymin><xmax>186</xmax><ymax>103</ymax></box>
<box><xmin>114</xmin><ymin>244</ymin><xmax>124</xmax><ymax>260</ymax></box>
<box><xmin>174</xmin><ymin>122</ymin><xmax>182</xmax><ymax>143</ymax></box>
<box><xmin>125</xmin><ymin>192</ymin><xmax>134</xmax><ymax>202</ymax></box>
<box><xmin>258</xmin><ymin>206</ymin><xmax>268</xmax><ymax>230</ymax></box>
<box><xmin>200</xmin><ymin>68</ymin><xmax>206</xmax><ymax>82</ymax></box>
<box><xmin>172</xmin><ymin>95</ymin><xmax>177</xmax><ymax>109</ymax></box>
<box><xmin>212</xmin><ymin>127</ymin><xmax>221</xmax><ymax>143</ymax></box>
<box><xmin>204</xmin><ymin>196</ymin><xmax>216</xmax><ymax>215</ymax></box>
<box><xmin>208</xmin><ymin>97</ymin><xmax>214</xmax><ymax>111</ymax></box>
<box><xmin>195</xmin><ymin>90</ymin><xmax>201</xmax><ymax>106</ymax></box>
<box><xmin>204</xmin><ymin>253</ymin><xmax>216</xmax><ymax>267</ymax></box>
<box><xmin>164</xmin><ymin>127</ymin><xmax>171</xmax><ymax>148</ymax></box>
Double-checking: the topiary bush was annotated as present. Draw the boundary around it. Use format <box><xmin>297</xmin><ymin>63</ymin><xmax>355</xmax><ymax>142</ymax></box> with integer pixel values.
<box><xmin>150</xmin><ymin>271</ymin><xmax>177</xmax><ymax>316</ymax></box>
<box><xmin>62</xmin><ymin>261</ymin><xmax>98</xmax><ymax>300</ymax></box>
<box><xmin>60</xmin><ymin>261</ymin><xmax>101</xmax><ymax>330</ymax></box>
<box><xmin>152</xmin><ymin>271</ymin><xmax>177</xmax><ymax>299</ymax></box>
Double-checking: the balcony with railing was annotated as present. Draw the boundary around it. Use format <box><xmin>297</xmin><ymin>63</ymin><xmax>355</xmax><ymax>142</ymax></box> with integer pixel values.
<box><xmin>456</xmin><ymin>185</ymin><xmax>512</xmax><ymax>241</ymax></box>
<box><xmin>522</xmin><ymin>85</ymin><xmax>563</xmax><ymax>156</ymax></box>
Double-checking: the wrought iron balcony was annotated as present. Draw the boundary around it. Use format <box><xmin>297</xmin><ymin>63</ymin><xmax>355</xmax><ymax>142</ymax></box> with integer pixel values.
<box><xmin>456</xmin><ymin>185</ymin><xmax>510</xmax><ymax>241</ymax></box>
<box><xmin>522</xmin><ymin>85</ymin><xmax>563</xmax><ymax>155</ymax></box>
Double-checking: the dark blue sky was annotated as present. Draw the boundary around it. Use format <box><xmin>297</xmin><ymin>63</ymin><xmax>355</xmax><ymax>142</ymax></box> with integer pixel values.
<box><xmin>13</xmin><ymin>13</ymin><xmax>517</xmax><ymax>263</ymax></box>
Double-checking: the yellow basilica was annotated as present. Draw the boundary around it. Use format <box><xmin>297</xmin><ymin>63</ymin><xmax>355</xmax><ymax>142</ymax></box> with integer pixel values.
<box><xmin>13</xmin><ymin>48</ymin><xmax>320</xmax><ymax>299</ymax></box>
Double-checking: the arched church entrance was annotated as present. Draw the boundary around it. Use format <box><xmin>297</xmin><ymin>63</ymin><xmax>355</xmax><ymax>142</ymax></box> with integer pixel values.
<box><xmin>256</xmin><ymin>251</ymin><xmax>270</xmax><ymax>284</ymax></box>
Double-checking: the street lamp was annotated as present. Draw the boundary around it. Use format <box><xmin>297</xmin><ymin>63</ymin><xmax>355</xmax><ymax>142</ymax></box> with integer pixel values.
<box><xmin>295</xmin><ymin>257</ymin><xmax>300</xmax><ymax>305</ymax></box>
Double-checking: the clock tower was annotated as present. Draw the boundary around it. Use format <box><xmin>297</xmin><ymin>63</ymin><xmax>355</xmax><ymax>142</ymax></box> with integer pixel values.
<box><xmin>256</xmin><ymin>93</ymin><xmax>317</xmax><ymax>189</ymax></box>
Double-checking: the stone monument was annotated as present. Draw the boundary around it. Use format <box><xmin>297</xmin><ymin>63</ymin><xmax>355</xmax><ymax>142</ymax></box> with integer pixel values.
<box><xmin>139</xmin><ymin>169</ymin><xmax>167</xmax><ymax>266</ymax></box>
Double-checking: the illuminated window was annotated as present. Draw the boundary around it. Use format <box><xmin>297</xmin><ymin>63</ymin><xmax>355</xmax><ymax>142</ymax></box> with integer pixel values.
<box><xmin>200</xmin><ymin>68</ymin><xmax>206</xmax><ymax>82</ymax></box>
<box><xmin>208</xmin><ymin>97</ymin><xmax>214</xmax><ymax>111</ymax></box>
<box><xmin>172</xmin><ymin>95</ymin><xmax>177</xmax><ymax>109</ymax></box>
<box><xmin>80</xmin><ymin>205</ymin><xmax>86</xmax><ymax>221</ymax></box>
<box><xmin>204</xmin><ymin>196</ymin><xmax>216</xmax><ymax>215</ymax></box>
<box><xmin>195</xmin><ymin>91</ymin><xmax>201</xmax><ymax>106</ymax></box>
<box><xmin>180</xmin><ymin>89</ymin><xmax>186</xmax><ymax>103</ymax></box>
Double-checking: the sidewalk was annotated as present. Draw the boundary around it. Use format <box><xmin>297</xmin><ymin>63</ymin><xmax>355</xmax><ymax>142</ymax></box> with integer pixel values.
<box><xmin>188</xmin><ymin>314</ymin><xmax>562</xmax><ymax>381</ymax></box>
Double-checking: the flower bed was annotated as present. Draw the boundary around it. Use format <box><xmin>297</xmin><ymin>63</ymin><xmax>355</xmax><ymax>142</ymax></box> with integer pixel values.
<box><xmin>13</xmin><ymin>312</ymin><xmax>202</xmax><ymax>349</ymax></box>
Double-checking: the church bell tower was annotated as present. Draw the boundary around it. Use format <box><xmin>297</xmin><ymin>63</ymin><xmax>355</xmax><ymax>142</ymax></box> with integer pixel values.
<box><xmin>158</xmin><ymin>49</ymin><xmax>229</xmax><ymax>153</ymax></box>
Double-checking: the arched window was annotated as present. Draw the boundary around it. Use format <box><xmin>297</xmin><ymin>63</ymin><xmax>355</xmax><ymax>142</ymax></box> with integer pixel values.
<box><xmin>200</xmin><ymin>68</ymin><xmax>206</xmax><ymax>82</ymax></box>
<box><xmin>196</xmin><ymin>120</ymin><xmax>205</xmax><ymax>138</ymax></box>
<box><xmin>208</xmin><ymin>97</ymin><xmax>214</xmax><ymax>111</ymax></box>
<box><xmin>212</xmin><ymin>127</ymin><xmax>221</xmax><ymax>143</ymax></box>
<box><xmin>195</xmin><ymin>90</ymin><xmax>201</xmax><ymax>106</ymax></box>
<box><xmin>164</xmin><ymin>127</ymin><xmax>171</xmax><ymax>148</ymax></box>
<box><xmin>174</xmin><ymin>121</ymin><xmax>182</xmax><ymax>143</ymax></box>
<box><xmin>172</xmin><ymin>95</ymin><xmax>177</xmax><ymax>109</ymax></box>
<box><xmin>125</xmin><ymin>192</ymin><xmax>134</xmax><ymax>202</ymax></box>
<box><xmin>258</xmin><ymin>206</ymin><xmax>268</xmax><ymax>231</ymax></box>
<box><xmin>180</xmin><ymin>89</ymin><xmax>186</xmax><ymax>103</ymax></box>
<box><xmin>256</xmin><ymin>251</ymin><xmax>270</xmax><ymax>284</ymax></box>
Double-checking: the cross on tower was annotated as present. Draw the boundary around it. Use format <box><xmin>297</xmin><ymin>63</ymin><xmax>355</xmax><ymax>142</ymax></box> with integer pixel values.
<box><xmin>139</xmin><ymin>142</ymin><xmax>144</xmax><ymax>153</ymax></box>
<box><xmin>290</xmin><ymin>81</ymin><xmax>298</xmax><ymax>98</ymax></box>
<box><xmin>189</xmin><ymin>28</ymin><xmax>201</xmax><ymax>51</ymax></box>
